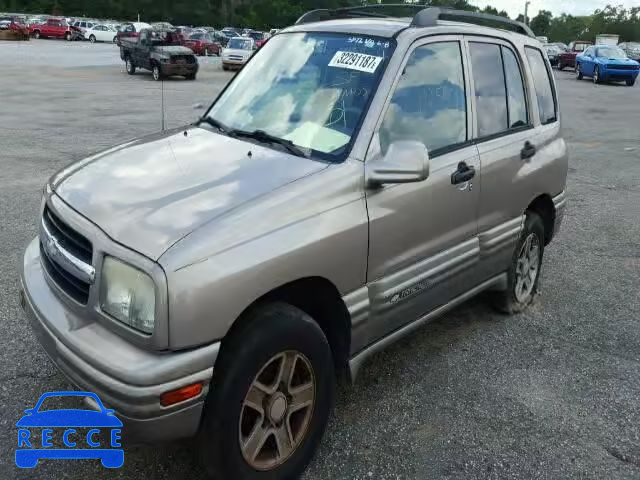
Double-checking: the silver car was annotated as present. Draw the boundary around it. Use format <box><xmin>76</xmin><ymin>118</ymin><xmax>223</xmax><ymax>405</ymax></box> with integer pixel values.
<box><xmin>20</xmin><ymin>6</ymin><xmax>568</xmax><ymax>479</ymax></box>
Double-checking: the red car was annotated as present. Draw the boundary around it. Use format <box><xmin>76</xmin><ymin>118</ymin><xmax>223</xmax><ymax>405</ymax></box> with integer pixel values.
<box><xmin>184</xmin><ymin>32</ymin><xmax>221</xmax><ymax>56</ymax></box>
<box><xmin>557</xmin><ymin>41</ymin><xmax>592</xmax><ymax>70</ymax></box>
<box><xmin>116</xmin><ymin>22</ymin><xmax>151</xmax><ymax>46</ymax></box>
<box><xmin>29</xmin><ymin>18</ymin><xmax>79</xmax><ymax>41</ymax></box>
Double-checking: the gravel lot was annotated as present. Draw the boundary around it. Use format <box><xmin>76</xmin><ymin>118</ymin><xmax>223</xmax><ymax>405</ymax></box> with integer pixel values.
<box><xmin>1</xmin><ymin>39</ymin><xmax>639</xmax><ymax>480</ymax></box>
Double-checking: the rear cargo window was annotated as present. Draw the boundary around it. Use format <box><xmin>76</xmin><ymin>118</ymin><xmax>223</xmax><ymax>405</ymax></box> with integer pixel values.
<box><xmin>525</xmin><ymin>47</ymin><xmax>558</xmax><ymax>125</ymax></box>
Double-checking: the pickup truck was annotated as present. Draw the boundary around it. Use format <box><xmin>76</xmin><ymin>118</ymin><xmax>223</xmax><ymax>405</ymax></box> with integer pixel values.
<box><xmin>29</xmin><ymin>18</ymin><xmax>83</xmax><ymax>41</ymax></box>
<box><xmin>119</xmin><ymin>29</ymin><xmax>198</xmax><ymax>81</ymax></box>
<box><xmin>557</xmin><ymin>40</ymin><xmax>592</xmax><ymax>70</ymax></box>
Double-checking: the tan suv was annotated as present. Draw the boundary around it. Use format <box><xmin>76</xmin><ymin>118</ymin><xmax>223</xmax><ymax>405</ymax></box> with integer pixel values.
<box><xmin>20</xmin><ymin>6</ymin><xmax>568</xmax><ymax>479</ymax></box>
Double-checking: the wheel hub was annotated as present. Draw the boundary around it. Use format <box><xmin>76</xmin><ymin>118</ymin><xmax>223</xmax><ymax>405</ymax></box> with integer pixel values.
<box><xmin>267</xmin><ymin>393</ymin><xmax>288</xmax><ymax>424</ymax></box>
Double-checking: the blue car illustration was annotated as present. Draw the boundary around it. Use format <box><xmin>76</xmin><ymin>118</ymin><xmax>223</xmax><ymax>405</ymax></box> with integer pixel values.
<box><xmin>16</xmin><ymin>391</ymin><xmax>123</xmax><ymax>468</ymax></box>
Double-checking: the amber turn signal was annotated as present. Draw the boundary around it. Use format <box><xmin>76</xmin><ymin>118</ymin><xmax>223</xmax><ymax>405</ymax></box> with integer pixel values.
<box><xmin>160</xmin><ymin>382</ymin><xmax>203</xmax><ymax>407</ymax></box>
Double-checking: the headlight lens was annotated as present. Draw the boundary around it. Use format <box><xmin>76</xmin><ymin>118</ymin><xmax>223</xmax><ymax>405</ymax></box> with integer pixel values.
<box><xmin>100</xmin><ymin>257</ymin><xmax>155</xmax><ymax>334</ymax></box>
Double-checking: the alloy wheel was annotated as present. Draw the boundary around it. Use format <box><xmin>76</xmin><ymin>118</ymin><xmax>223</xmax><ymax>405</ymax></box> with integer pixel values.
<box><xmin>593</xmin><ymin>67</ymin><xmax>599</xmax><ymax>84</ymax></box>
<box><xmin>514</xmin><ymin>233</ymin><xmax>540</xmax><ymax>303</ymax></box>
<box><xmin>153</xmin><ymin>66</ymin><xmax>160</xmax><ymax>81</ymax></box>
<box><xmin>239</xmin><ymin>351</ymin><xmax>315</xmax><ymax>471</ymax></box>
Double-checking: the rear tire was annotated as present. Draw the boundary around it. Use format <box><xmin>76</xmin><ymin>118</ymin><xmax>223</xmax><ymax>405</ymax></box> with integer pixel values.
<box><xmin>125</xmin><ymin>57</ymin><xmax>135</xmax><ymax>75</ymax></box>
<box><xmin>152</xmin><ymin>64</ymin><xmax>162</xmax><ymax>81</ymax></box>
<box><xmin>199</xmin><ymin>303</ymin><xmax>335</xmax><ymax>480</ymax></box>
<box><xmin>33</xmin><ymin>30</ymin><xmax>40</xmax><ymax>39</ymax></box>
<box><xmin>491</xmin><ymin>212</ymin><xmax>545</xmax><ymax>314</ymax></box>
<box><xmin>557</xmin><ymin>62</ymin><xmax>564</xmax><ymax>71</ymax></box>
<box><xmin>65</xmin><ymin>32</ymin><xmax>71</xmax><ymax>41</ymax></box>
<box><xmin>113</xmin><ymin>36</ymin><xmax>117</xmax><ymax>44</ymax></box>
<box><xmin>89</xmin><ymin>35</ymin><xmax>96</xmax><ymax>43</ymax></box>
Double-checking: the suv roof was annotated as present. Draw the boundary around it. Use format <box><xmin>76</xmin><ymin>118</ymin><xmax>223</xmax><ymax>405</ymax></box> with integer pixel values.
<box><xmin>285</xmin><ymin>6</ymin><xmax>534</xmax><ymax>41</ymax></box>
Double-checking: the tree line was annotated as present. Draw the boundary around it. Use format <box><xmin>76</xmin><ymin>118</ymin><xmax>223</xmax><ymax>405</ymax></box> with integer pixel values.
<box><xmin>1</xmin><ymin>0</ymin><xmax>638</xmax><ymax>42</ymax></box>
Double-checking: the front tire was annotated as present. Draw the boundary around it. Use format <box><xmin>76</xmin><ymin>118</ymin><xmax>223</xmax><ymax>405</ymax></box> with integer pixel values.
<box><xmin>593</xmin><ymin>65</ymin><xmax>601</xmax><ymax>84</ymax></box>
<box><xmin>185</xmin><ymin>73</ymin><xmax>197</xmax><ymax>80</ymax></box>
<box><xmin>199</xmin><ymin>303</ymin><xmax>335</xmax><ymax>480</ymax></box>
<box><xmin>65</xmin><ymin>32</ymin><xmax>71</xmax><ymax>41</ymax></box>
<box><xmin>557</xmin><ymin>62</ymin><xmax>564</xmax><ymax>71</ymax></box>
<box><xmin>491</xmin><ymin>212</ymin><xmax>545</xmax><ymax>314</ymax></box>
<box><xmin>125</xmin><ymin>57</ymin><xmax>135</xmax><ymax>75</ymax></box>
<box><xmin>626</xmin><ymin>78</ymin><xmax>636</xmax><ymax>87</ymax></box>
<box><xmin>32</xmin><ymin>30</ymin><xmax>40</xmax><ymax>39</ymax></box>
<box><xmin>576</xmin><ymin>62</ymin><xmax>583</xmax><ymax>80</ymax></box>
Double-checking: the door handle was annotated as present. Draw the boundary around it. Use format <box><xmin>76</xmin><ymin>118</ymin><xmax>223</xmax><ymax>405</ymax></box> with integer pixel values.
<box><xmin>451</xmin><ymin>162</ymin><xmax>476</xmax><ymax>185</ymax></box>
<box><xmin>521</xmin><ymin>141</ymin><xmax>537</xmax><ymax>160</ymax></box>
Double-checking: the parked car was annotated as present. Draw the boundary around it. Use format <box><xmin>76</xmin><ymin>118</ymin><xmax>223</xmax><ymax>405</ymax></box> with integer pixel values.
<box><xmin>212</xmin><ymin>30</ymin><xmax>231</xmax><ymax>47</ymax></box>
<box><xmin>576</xmin><ymin>45</ymin><xmax>639</xmax><ymax>86</ymax></box>
<box><xmin>618</xmin><ymin>42</ymin><xmax>640</xmax><ymax>62</ymax></box>
<box><xmin>0</xmin><ymin>20</ymin><xmax>11</xmax><ymax>29</ymax></box>
<box><xmin>544</xmin><ymin>44</ymin><xmax>562</xmax><ymax>67</ymax></box>
<box><xmin>221</xmin><ymin>27</ymin><xmax>239</xmax><ymax>37</ymax></box>
<box><xmin>246</xmin><ymin>30</ymin><xmax>267</xmax><ymax>48</ymax></box>
<box><xmin>184</xmin><ymin>32</ymin><xmax>221</xmax><ymax>56</ymax></box>
<box><xmin>29</xmin><ymin>18</ymin><xmax>83</xmax><ymax>41</ymax></box>
<box><xmin>557</xmin><ymin>40</ymin><xmax>591</xmax><ymax>70</ymax></box>
<box><xmin>115</xmin><ymin>22</ymin><xmax>151</xmax><ymax>46</ymax></box>
<box><xmin>551</xmin><ymin>42</ymin><xmax>568</xmax><ymax>51</ymax></box>
<box><xmin>221</xmin><ymin>36</ymin><xmax>255</xmax><ymax>70</ymax></box>
<box><xmin>173</xmin><ymin>26</ymin><xmax>192</xmax><ymax>43</ymax></box>
<box><xmin>85</xmin><ymin>24</ymin><xmax>118</xmax><ymax>44</ymax></box>
<box><xmin>120</xmin><ymin>28</ymin><xmax>198</xmax><ymax>81</ymax></box>
<box><xmin>72</xmin><ymin>19</ymin><xmax>96</xmax><ymax>32</ymax></box>
<box><xmin>21</xmin><ymin>6</ymin><xmax>567</xmax><ymax>479</ymax></box>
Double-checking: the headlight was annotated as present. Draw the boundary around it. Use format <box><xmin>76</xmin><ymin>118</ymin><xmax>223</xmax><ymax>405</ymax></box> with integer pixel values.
<box><xmin>100</xmin><ymin>256</ymin><xmax>155</xmax><ymax>334</ymax></box>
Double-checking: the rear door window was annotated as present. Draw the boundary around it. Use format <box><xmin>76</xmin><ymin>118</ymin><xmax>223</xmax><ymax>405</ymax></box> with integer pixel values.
<box><xmin>502</xmin><ymin>47</ymin><xmax>528</xmax><ymax>129</ymax></box>
<box><xmin>525</xmin><ymin>47</ymin><xmax>558</xmax><ymax>125</ymax></box>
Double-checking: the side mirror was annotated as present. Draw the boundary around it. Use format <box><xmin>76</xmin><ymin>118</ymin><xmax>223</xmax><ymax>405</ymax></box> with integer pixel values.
<box><xmin>366</xmin><ymin>139</ymin><xmax>430</xmax><ymax>187</ymax></box>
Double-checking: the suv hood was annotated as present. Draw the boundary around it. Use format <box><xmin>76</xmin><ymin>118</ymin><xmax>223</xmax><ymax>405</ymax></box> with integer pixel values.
<box><xmin>152</xmin><ymin>45</ymin><xmax>193</xmax><ymax>55</ymax></box>
<box><xmin>52</xmin><ymin>127</ymin><xmax>327</xmax><ymax>260</ymax></box>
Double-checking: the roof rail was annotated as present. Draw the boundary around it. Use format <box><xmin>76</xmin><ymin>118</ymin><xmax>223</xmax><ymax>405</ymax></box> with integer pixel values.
<box><xmin>295</xmin><ymin>4</ymin><xmax>428</xmax><ymax>25</ymax></box>
<box><xmin>412</xmin><ymin>7</ymin><xmax>534</xmax><ymax>37</ymax></box>
<box><xmin>295</xmin><ymin>5</ymin><xmax>535</xmax><ymax>38</ymax></box>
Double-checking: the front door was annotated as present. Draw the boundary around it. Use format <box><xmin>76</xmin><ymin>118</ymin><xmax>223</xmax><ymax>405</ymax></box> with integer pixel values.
<box><xmin>363</xmin><ymin>37</ymin><xmax>480</xmax><ymax>350</ymax></box>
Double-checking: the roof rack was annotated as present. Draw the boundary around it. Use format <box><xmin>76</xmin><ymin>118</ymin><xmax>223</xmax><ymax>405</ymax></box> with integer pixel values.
<box><xmin>295</xmin><ymin>5</ymin><xmax>535</xmax><ymax>38</ymax></box>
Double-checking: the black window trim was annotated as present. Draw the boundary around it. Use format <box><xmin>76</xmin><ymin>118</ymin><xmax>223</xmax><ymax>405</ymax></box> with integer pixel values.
<box><xmin>525</xmin><ymin>45</ymin><xmax>558</xmax><ymax>126</ymax></box>
<box><xmin>467</xmin><ymin>40</ymin><xmax>534</xmax><ymax>144</ymax></box>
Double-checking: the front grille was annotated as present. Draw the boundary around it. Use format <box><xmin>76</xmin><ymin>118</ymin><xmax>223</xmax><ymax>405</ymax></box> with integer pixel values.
<box><xmin>40</xmin><ymin>206</ymin><xmax>93</xmax><ymax>304</ymax></box>
<box><xmin>172</xmin><ymin>55</ymin><xmax>196</xmax><ymax>64</ymax></box>
<box><xmin>40</xmin><ymin>243</ymin><xmax>90</xmax><ymax>304</ymax></box>
<box><xmin>606</xmin><ymin>64</ymin><xmax>639</xmax><ymax>71</ymax></box>
<box><xmin>229</xmin><ymin>55</ymin><xmax>244</xmax><ymax>61</ymax></box>
<box><xmin>43</xmin><ymin>206</ymin><xmax>92</xmax><ymax>263</ymax></box>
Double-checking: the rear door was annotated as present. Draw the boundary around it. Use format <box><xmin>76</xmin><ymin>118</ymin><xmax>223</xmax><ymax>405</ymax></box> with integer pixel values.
<box><xmin>465</xmin><ymin>38</ymin><xmax>537</xmax><ymax>279</ymax></box>
<box><xmin>362</xmin><ymin>37</ymin><xmax>481</xmax><ymax>351</ymax></box>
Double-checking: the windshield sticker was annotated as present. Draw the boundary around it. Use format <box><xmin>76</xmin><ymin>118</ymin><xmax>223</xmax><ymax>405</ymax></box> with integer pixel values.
<box><xmin>329</xmin><ymin>51</ymin><xmax>383</xmax><ymax>74</ymax></box>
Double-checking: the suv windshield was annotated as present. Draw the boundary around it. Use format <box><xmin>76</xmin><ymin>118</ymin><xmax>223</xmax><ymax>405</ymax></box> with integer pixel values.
<box><xmin>207</xmin><ymin>32</ymin><xmax>395</xmax><ymax>161</ymax></box>
<box><xmin>228</xmin><ymin>37</ymin><xmax>252</xmax><ymax>50</ymax></box>
<box><xmin>596</xmin><ymin>46</ymin><xmax>627</xmax><ymax>59</ymax></box>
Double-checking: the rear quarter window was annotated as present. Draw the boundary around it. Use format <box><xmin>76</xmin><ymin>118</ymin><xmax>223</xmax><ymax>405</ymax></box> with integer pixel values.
<box><xmin>525</xmin><ymin>47</ymin><xmax>557</xmax><ymax>125</ymax></box>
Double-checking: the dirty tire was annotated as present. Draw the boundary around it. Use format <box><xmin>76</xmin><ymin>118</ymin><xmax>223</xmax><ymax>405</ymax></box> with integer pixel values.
<box><xmin>199</xmin><ymin>302</ymin><xmax>335</xmax><ymax>480</ymax></box>
<box><xmin>491</xmin><ymin>212</ymin><xmax>545</xmax><ymax>314</ymax></box>
<box><xmin>125</xmin><ymin>58</ymin><xmax>135</xmax><ymax>75</ymax></box>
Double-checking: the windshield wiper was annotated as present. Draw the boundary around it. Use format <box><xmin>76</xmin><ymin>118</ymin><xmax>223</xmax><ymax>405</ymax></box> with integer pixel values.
<box><xmin>197</xmin><ymin>116</ymin><xmax>231</xmax><ymax>133</ymax></box>
<box><xmin>231</xmin><ymin>129</ymin><xmax>309</xmax><ymax>158</ymax></box>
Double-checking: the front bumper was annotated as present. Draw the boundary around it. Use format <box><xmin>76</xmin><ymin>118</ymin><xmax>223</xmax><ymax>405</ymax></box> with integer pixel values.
<box><xmin>20</xmin><ymin>238</ymin><xmax>219</xmax><ymax>444</ymax></box>
<box><xmin>601</xmin><ymin>68</ymin><xmax>639</xmax><ymax>81</ymax></box>
<box><xmin>160</xmin><ymin>63</ymin><xmax>198</xmax><ymax>76</ymax></box>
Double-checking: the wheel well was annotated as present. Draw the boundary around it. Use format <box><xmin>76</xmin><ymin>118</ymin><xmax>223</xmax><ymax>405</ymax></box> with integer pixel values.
<box><xmin>226</xmin><ymin>277</ymin><xmax>352</xmax><ymax>380</ymax></box>
<box><xmin>527</xmin><ymin>194</ymin><xmax>555</xmax><ymax>245</ymax></box>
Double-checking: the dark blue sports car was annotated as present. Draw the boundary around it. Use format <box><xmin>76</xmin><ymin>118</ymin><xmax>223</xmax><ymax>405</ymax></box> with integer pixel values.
<box><xmin>576</xmin><ymin>45</ymin><xmax>640</xmax><ymax>86</ymax></box>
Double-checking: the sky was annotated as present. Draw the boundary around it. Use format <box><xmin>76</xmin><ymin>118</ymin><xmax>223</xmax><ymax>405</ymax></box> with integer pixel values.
<box><xmin>469</xmin><ymin>0</ymin><xmax>638</xmax><ymax>18</ymax></box>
